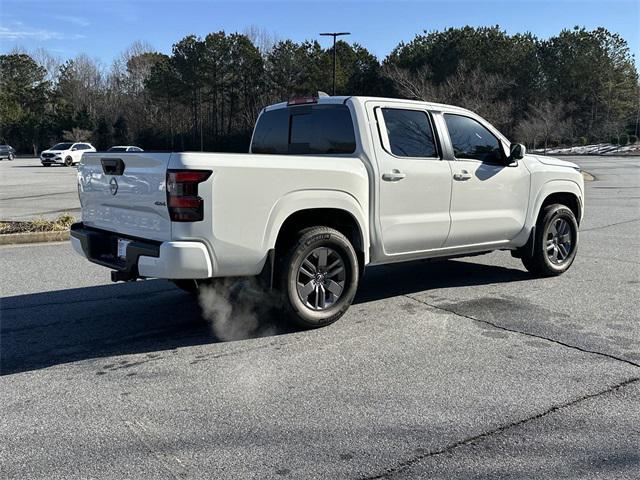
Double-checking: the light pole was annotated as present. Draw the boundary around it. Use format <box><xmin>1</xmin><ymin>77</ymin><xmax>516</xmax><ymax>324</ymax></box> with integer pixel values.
<box><xmin>320</xmin><ymin>32</ymin><xmax>350</xmax><ymax>95</ymax></box>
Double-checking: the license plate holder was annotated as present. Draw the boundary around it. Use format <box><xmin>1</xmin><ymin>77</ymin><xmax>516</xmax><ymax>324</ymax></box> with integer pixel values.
<box><xmin>117</xmin><ymin>238</ymin><xmax>131</xmax><ymax>260</ymax></box>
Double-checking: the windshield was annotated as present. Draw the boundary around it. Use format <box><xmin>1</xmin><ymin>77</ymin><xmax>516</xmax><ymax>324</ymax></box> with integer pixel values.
<box><xmin>107</xmin><ymin>147</ymin><xmax>127</xmax><ymax>152</ymax></box>
<box><xmin>51</xmin><ymin>143</ymin><xmax>73</xmax><ymax>150</ymax></box>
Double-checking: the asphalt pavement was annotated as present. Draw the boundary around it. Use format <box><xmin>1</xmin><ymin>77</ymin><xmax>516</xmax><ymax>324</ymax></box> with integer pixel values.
<box><xmin>1</xmin><ymin>156</ymin><xmax>639</xmax><ymax>479</ymax></box>
<box><xmin>0</xmin><ymin>157</ymin><xmax>80</xmax><ymax>220</ymax></box>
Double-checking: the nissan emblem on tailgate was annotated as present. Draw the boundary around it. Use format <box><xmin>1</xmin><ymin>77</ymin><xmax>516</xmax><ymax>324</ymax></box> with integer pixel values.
<box><xmin>109</xmin><ymin>177</ymin><xmax>118</xmax><ymax>196</ymax></box>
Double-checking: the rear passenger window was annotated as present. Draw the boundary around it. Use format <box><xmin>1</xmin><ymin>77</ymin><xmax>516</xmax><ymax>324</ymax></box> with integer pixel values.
<box><xmin>381</xmin><ymin>108</ymin><xmax>437</xmax><ymax>158</ymax></box>
<box><xmin>252</xmin><ymin>104</ymin><xmax>356</xmax><ymax>155</ymax></box>
<box><xmin>251</xmin><ymin>108</ymin><xmax>289</xmax><ymax>154</ymax></box>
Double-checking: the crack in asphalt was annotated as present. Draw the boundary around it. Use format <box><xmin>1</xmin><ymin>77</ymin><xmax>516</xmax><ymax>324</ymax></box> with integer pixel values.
<box><xmin>578</xmin><ymin>254</ymin><xmax>640</xmax><ymax>265</ymax></box>
<box><xmin>361</xmin><ymin>376</ymin><xmax>640</xmax><ymax>479</ymax></box>
<box><xmin>580</xmin><ymin>217</ymin><xmax>640</xmax><ymax>232</ymax></box>
<box><xmin>358</xmin><ymin>293</ymin><xmax>640</xmax><ymax>478</ymax></box>
<box><xmin>404</xmin><ymin>295</ymin><xmax>640</xmax><ymax>369</ymax></box>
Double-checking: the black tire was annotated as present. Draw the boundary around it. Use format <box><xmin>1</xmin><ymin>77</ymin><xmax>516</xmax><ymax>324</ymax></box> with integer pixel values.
<box><xmin>277</xmin><ymin>226</ymin><xmax>359</xmax><ymax>328</ymax></box>
<box><xmin>521</xmin><ymin>204</ymin><xmax>579</xmax><ymax>276</ymax></box>
<box><xmin>43</xmin><ymin>163</ymin><xmax>51</xmax><ymax>167</ymax></box>
<box><xmin>64</xmin><ymin>156</ymin><xmax>73</xmax><ymax>167</ymax></box>
<box><xmin>8</xmin><ymin>153</ymin><xmax>14</xmax><ymax>161</ymax></box>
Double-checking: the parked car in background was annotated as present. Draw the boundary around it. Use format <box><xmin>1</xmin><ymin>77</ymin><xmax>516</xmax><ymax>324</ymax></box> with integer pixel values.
<box><xmin>0</xmin><ymin>144</ymin><xmax>15</xmax><ymax>161</ymax></box>
<box><xmin>40</xmin><ymin>142</ymin><xmax>96</xmax><ymax>166</ymax></box>
<box><xmin>107</xmin><ymin>146</ymin><xmax>144</xmax><ymax>152</ymax></box>
<box><xmin>71</xmin><ymin>95</ymin><xmax>584</xmax><ymax>329</ymax></box>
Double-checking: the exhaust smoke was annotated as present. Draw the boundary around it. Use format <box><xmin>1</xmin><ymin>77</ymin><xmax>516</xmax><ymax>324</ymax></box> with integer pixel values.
<box><xmin>198</xmin><ymin>278</ymin><xmax>281</xmax><ymax>341</ymax></box>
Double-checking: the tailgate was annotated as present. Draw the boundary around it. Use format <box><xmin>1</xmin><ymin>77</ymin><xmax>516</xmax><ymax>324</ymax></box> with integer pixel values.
<box><xmin>78</xmin><ymin>152</ymin><xmax>172</xmax><ymax>241</ymax></box>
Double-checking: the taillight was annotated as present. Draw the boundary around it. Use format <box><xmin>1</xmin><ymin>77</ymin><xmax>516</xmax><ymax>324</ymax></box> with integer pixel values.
<box><xmin>166</xmin><ymin>169</ymin><xmax>212</xmax><ymax>222</ymax></box>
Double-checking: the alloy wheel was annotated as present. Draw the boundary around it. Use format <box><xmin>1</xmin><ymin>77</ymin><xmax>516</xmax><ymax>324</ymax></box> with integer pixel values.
<box><xmin>546</xmin><ymin>217</ymin><xmax>573</xmax><ymax>264</ymax></box>
<box><xmin>296</xmin><ymin>247</ymin><xmax>346</xmax><ymax>310</ymax></box>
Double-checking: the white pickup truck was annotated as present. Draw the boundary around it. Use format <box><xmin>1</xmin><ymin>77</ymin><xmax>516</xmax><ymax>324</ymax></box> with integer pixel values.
<box><xmin>71</xmin><ymin>96</ymin><xmax>584</xmax><ymax>327</ymax></box>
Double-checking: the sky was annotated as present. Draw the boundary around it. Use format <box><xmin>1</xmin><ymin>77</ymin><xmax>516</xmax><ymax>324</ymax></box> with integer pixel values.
<box><xmin>1</xmin><ymin>0</ymin><xmax>638</xmax><ymax>67</ymax></box>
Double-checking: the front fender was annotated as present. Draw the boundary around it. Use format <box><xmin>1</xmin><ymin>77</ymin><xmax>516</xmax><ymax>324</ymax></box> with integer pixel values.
<box><xmin>263</xmin><ymin>189</ymin><xmax>370</xmax><ymax>264</ymax></box>
<box><xmin>513</xmin><ymin>179</ymin><xmax>584</xmax><ymax>246</ymax></box>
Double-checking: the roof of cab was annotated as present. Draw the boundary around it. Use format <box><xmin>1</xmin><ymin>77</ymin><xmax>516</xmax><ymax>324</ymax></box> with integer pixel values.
<box><xmin>263</xmin><ymin>95</ymin><xmax>474</xmax><ymax>116</ymax></box>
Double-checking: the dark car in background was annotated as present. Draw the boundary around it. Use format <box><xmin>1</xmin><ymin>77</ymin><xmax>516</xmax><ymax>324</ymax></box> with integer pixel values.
<box><xmin>0</xmin><ymin>144</ymin><xmax>15</xmax><ymax>160</ymax></box>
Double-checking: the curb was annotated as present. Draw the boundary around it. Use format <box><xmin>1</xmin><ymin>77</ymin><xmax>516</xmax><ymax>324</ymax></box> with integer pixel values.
<box><xmin>0</xmin><ymin>230</ymin><xmax>69</xmax><ymax>246</ymax></box>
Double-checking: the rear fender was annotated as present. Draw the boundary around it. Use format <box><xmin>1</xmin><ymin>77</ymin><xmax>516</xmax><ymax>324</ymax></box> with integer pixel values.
<box><xmin>263</xmin><ymin>190</ymin><xmax>369</xmax><ymax>264</ymax></box>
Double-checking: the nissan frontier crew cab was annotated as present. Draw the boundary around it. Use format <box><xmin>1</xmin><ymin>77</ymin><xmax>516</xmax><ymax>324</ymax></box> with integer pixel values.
<box><xmin>71</xmin><ymin>96</ymin><xmax>584</xmax><ymax>328</ymax></box>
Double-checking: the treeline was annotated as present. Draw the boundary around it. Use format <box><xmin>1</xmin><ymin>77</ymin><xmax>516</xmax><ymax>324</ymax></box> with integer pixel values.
<box><xmin>1</xmin><ymin>26</ymin><xmax>638</xmax><ymax>155</ymax></box>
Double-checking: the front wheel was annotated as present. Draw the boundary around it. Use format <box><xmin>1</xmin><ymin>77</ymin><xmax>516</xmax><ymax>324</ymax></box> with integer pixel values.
<box><xmin>278</xmin><ymin>226</ymin><xmax>359</xmax><ymax>328</ymax></box>
<box><xmin>521</xmin><ymin>204</ymin><xmax>579</xmax><ymax>276</ymax></box>
<box><xmin>64</xmin><ymin>156</ymin><xmax>73</xmax><ymax>167</ymax></box>
<box><xmin>8</xmin><ymin>153</ymin><xmax>14</xmax><ymax>161</ymax></box>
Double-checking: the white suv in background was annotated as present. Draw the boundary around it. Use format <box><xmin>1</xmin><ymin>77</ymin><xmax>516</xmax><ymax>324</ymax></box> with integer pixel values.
<box><xmin>40</xmin><ymin>142</ymin><xmax>96</xmax><ymax>167</ymax></box>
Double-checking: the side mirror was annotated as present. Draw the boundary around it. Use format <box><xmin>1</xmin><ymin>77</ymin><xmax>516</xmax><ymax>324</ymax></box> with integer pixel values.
<box><xmin>71</xmin><ymin>147</ymin><xmax>78</xmax><ymax>151</ymax></box>
<box><xmin>510</xmin><ymin>143</ymin><xmax>526</xmax><ymax>161</ymax></box>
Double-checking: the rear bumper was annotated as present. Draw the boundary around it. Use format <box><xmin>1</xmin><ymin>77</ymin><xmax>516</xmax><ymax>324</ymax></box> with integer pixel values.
<box><xmin>70</xmin><ymin>223</ymin><xmax>213</xmax><ymax>281</ymax></box>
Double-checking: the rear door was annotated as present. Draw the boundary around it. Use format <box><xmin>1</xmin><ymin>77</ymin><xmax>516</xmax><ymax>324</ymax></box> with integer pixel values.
<box><xmin>78</xmin><ymin>152</ymin><xmax>172</xmax><ymax>241</ymax></box>
<box><xmin>442</xmin><ymin>113</ymin><xmax>529</xmax><ymax>247</ymax></box>
<box><xmin>367</xmin><ymin>101</ymin><xmax>452</xmax><ymax>255</ymax></box>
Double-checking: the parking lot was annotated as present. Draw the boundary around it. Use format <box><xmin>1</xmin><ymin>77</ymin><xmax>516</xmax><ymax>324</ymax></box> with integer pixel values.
<box><xmin>0</xmin><ymin>157</ymin><xmax>80</xmax><ymax>220</ymax></box>
<box><xmin>1</xmin><ymin>156</ymin><xmax>639</xmax><ymax>479</ymax></box>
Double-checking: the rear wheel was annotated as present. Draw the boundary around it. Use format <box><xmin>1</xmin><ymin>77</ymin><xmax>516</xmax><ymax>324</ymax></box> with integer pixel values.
<box><xmin>64</xmin><ymin>156</ymin><xmax>73</xmax><ymax>167</ymax></box>
<box><xmin>43</xmin><ymin>163</ymin><xmax>51</xmax><ymax>167</ymax></box>
<box><xmin>521</xmin><ymin>204</ymin><xmax>578</xmax><ymax>276</ymax></box>
<box><xmin>277</xmin><ymin>226</ymin><xmax>359</xmax><ymax>328</ymax></box>
<box><xmin>8</xmin><ymin>153</ymin><xmax>14</xmax><ymax>161</ymax></box>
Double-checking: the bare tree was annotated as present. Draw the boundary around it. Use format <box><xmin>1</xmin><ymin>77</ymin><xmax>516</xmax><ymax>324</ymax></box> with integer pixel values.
<box><xmin>382</xmin><ymin>64</ymin><xmax>436</xmax><ymax>101</ymax></box>
<box><xmin>62</xmin><ymin>128</ymin><xmax>92</xmax><ymax>141</ymax></box>
<box><xmin>243</xmin><ymin>25</ymin><xmax>279</xmax><ymax>55</ymax></box>
<box><xmin>515</xmin><ymin>101</ymin><xmax>572</xmax><ymax>151</ymax></box>
<box><xmin>383</xmin><ymin>63</ymin><xmax>514</xmax><ymax>133</ymax></box>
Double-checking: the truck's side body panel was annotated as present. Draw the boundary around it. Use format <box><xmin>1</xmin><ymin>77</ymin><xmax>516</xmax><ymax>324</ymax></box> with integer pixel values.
<box><xmin>510</xmin><ymin>156</ymin><xmax>584</xmax><ymax>246</ymax></box>
<box><xmin>443</xmin><ymin>158</ymin><xmax>531</xmax><ymax>247</ymax></box>
<box><xmin>169</xmin><ymin>152</ymin><xmax>369</xmax><ymax>277</ymax></box>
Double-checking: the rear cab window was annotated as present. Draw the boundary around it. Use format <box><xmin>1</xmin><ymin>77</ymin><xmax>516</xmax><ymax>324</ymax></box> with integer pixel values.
<box><xmin>251</xmin><ymin>104</ymin><xmax>356</xmax><ymax>155</ymax></box>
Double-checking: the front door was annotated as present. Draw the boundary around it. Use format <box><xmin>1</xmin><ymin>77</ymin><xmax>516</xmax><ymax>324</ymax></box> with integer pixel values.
<box><xmin>368</xmin><ymin>102</ymin><xmax>452</xmax><ymax>255</ymax></box>
<box><xmin>442</xmin><ymin>113</ymin><xmax>530</xmax><ymax>247</ymax></box>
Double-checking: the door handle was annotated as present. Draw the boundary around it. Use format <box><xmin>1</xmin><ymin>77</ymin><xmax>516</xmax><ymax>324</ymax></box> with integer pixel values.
<box><xmin>453</xmin><ymin>170</ymin><xmax>472</xmax><ymax>181</ymax></box>
<box><xmin>382</xmin><ymin>169</ymin><xmax>406</xmax><ymax>182</ymax></box>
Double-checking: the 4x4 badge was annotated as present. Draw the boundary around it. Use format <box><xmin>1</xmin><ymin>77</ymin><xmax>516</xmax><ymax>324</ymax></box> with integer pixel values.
<box><xmin>109</xmin><ymin>177</ymin><xmax>118</xmax><ymax>196</ymax></box>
